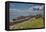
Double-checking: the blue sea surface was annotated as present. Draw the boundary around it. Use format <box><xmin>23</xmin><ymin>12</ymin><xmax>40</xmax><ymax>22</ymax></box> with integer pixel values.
<box><xmin>9</xmin><ymin>3</ymin><xmax>44</xmax><ymax>21</ymax></box>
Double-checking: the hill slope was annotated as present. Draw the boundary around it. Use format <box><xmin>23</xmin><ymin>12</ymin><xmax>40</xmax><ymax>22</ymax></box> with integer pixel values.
<box><xmin>9</xmin><ymin>17</ymin><xmax>44</xmax><ymax>29</ymax></box>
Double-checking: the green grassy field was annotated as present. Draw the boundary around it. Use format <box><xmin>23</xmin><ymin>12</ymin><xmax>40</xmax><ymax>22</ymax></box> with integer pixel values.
<box><xmin>9</xmin><ymin>17</ymin><xmax>44</xmax><ymax>29</ymax></box>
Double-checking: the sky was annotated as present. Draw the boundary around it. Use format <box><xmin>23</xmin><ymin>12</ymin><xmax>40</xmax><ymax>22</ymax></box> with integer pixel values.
<box><xmin>9</xmin><ymin>3</ymin><xmax>44</xmax><ymax>20</ymax></box>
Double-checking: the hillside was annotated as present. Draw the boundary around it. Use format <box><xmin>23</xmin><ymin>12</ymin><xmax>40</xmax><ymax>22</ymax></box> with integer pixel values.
<box><xmin>9</xmin><ymin>17</ymin><xmax>44</xmax><ymax>29</ymax></box>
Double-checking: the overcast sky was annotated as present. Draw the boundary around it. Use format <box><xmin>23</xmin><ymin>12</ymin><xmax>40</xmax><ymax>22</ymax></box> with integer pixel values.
<box><xmin>9</xmin><ymin>3</ymin><xmax>44</xmax><ymax>20</ymax></box>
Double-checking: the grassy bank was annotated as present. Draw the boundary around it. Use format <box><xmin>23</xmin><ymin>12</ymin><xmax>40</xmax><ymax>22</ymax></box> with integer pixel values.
<box><xmin>9</xmin><ymin>17</ymin><xmax>44</xmax><ymax>29</ymax></box>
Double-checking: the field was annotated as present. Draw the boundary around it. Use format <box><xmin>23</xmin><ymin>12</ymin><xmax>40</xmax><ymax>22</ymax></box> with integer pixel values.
<box><xmin>9</xmin><ymin>17</ymin><xmax>44</xmax><ymax>29</ymax></box>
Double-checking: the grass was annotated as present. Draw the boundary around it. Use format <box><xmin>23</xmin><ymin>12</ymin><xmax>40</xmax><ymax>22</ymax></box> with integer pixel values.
<box><xmin>9</xmin><ymin>17</ymin><xmax>44</xmax><ymax>29</ymax></box>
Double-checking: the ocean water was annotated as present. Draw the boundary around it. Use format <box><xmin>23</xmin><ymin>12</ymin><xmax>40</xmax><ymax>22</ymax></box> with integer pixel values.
<box><xmin>9</xmin><ymin>9</ymin><xmax>44</xmax><ymax>21</ymax></box>
<box><xmin>9</xmin><ymin>3</ymin><xmax>44</xmax><ymax>22</ymax></box>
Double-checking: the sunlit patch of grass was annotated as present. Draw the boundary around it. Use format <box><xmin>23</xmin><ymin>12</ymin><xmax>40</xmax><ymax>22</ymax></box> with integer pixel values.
<box><xmin>10</xmin><ymin>17</ymin><xmax>44</xmax><ymax>29</ymax></box>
